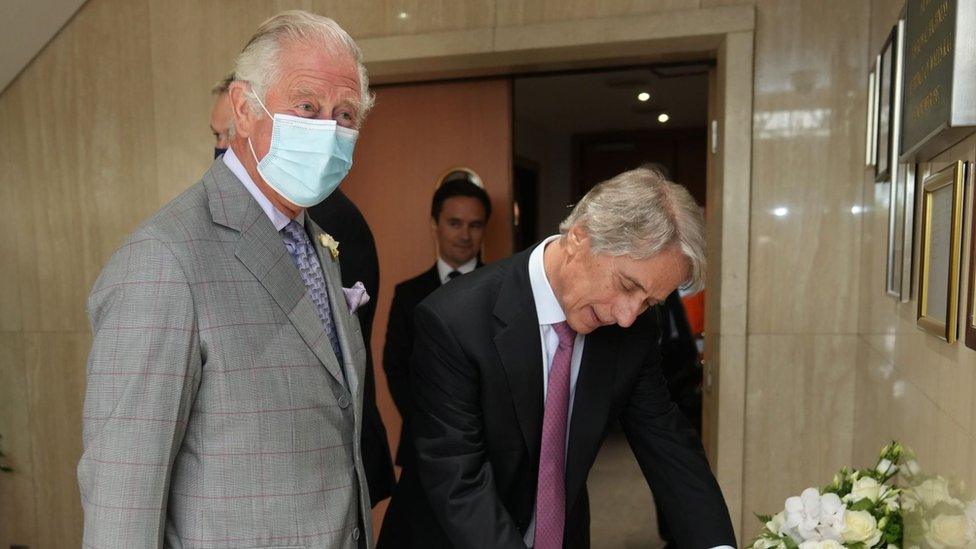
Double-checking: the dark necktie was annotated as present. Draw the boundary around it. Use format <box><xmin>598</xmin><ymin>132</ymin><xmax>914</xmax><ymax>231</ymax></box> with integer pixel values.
<box><xmin>447</xmin><ymin>270</ymin><xmax>462</xmax><ymax>281</ymax></box>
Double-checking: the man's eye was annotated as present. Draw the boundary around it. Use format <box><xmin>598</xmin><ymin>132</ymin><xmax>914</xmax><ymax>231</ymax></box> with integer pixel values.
<box><xmin>299</xmin><ymin>103</ymin><xmax>315</xmax><ymax>112</ymax></box>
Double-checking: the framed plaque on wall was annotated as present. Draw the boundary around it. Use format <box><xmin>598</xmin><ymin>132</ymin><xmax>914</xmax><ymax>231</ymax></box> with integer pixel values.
<box><xmin>917</xmin><ymin>161</ymin><xmax>966</xmax><ymax>343</ymax></box>
<box><xmin>901</xmin><ymin>0</ymin><xmax>976</xmax><ymax>161</ymax></box>
<box><xmin>865</xmin><ymin>68</ymin><xmax>877</xmax><ymax>167</ymax></box>
<box><xmin>884</xmin><ymin>19</ymin><xmax>909</xmax><ymax>299</ymax></box>
<box><xmin>875</xmin><ymin>28</ymin><xmax>896</xmax><ymax>182</ymax></box>
<box><xmin>887</xmin><ymin>162</ymin><xmax>917</xmax><ymax>301</ymax></box>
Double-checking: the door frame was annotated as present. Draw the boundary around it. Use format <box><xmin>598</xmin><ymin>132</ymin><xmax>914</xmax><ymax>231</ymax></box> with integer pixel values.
<box><xmin>358</xmin><ymin>4</ymin><xmax>755</xmax><ymax>538</ymax></box>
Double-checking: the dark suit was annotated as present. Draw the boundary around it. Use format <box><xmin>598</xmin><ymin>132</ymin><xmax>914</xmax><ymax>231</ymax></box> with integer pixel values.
<box><xmin>383</xmin><ymin>261</ymin><xmax>485</xmax><ymax>466</ymax></box>
<box><xmin>378</xmin><ymin>247</ymin><xmax>735</xmax><ymax>549</ymax></box>
<box><xmin>306</xmin><ymin>189</ymin><xmax>395</xmax><ymax>506</ymax></box>
<box><xmin>382</xmin><ymin>264</ymin><xmax>441</xmax><ymax>467</ymax></box>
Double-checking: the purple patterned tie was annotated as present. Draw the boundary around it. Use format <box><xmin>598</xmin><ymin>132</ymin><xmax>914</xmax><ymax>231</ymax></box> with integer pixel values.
<box><xmin>281</xmin><ymin>221</ymin><xmax>343</xmax><ymax>364</ymax></box>
<box><xmin>534</xmin><ymin>321</ymin><xmax>576</xmax><ymax>549</ymax></box>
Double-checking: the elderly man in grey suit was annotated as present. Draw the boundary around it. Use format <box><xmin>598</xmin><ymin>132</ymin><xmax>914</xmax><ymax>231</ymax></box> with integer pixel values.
<box><xmin>79</xmin><ymin>11</ymin><xmax>376</xmax><ymax>548</ymax></box>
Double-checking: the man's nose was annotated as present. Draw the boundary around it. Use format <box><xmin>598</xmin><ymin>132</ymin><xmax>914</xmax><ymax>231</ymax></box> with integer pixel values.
<box><xmin>614</xmin><ymin>303</ymin><xmax>639</xmax><ymax>328</ymax></box>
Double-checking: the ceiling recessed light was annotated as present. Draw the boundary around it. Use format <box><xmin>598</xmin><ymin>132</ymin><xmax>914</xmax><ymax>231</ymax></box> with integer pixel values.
<box><xmin>637</xmin><ymin>91</ymin><xmax>650</xmax><ymax>102</ymax></box>
<box><xmin>773</xmin><ymin>207</ymin><xmax>789</xmax><ymax>217</ymax></box>
<box><xmin>657</xmin><ymin>113</ymin><xmax>670</xmax><ymax>123</ymax></box>
<box><xmin>397</xmin><ymin>11</ymin><xmax>409</xmax><ymax>20</ymax></box>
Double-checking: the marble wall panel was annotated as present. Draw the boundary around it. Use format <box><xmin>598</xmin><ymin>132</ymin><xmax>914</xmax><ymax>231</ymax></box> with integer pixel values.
<box><xmin>742</xmin><ymin>334</ymin><xmax>857</xmax><ymax>538</ymax></box>
<box><xmin>0</xmin><ymin>334</ymin><xmax>37</xmax><ymax>548</ymax></box>
<box><xmin>747</xmin><ymin>0</ymin><xmax>869</xmax><ymax>335</ymax></box>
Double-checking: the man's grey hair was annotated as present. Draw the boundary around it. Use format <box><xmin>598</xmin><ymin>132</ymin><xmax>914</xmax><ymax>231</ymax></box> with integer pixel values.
<box><xmin>558</xmin><ymin>167</ymin><xmax>706</xmax><ymax>292</ymax></box>
<box><xmin>233</xmin><ymin>10</ymin><xmax>374</xmax><ymax>122</ymax></box>
<box><xmin>211</xmin><ymin>73</ymin><xmax>235</xmax><ymax>95</ymax></box>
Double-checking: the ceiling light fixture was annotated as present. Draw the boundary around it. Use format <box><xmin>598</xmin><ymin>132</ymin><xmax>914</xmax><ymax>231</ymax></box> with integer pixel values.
<box><xmin>657</xmin><ymin>113</ymin><xmax>670</xmax><ymax>123</ymax></box>
<box><xmin>637</xmin><ymin>91</ymin><xmax>650</xmax><ymax>102</ymax></box>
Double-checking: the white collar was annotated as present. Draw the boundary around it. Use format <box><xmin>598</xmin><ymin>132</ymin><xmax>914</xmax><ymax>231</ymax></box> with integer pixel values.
<box><xmin>528</xmin><ymin>235</ymin><xmax>566</xmax><ymax>325</ymax></box>
<box><xmin>437</xmin><ymin>256</ymin><xmax>478</xmax><ymax>284</ymax></box>
<box><xmin>222</xmin><ymin>147</ymin><xmax>302</xmax><ymax>231</ymax></box>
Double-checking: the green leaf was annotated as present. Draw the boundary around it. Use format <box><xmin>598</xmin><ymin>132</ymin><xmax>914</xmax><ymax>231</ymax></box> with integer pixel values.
<box><xmin>849</xmin><ymin>498</ymin><xmax>876</xmax><ymax>511</ymax></box>
<box><xmin>755</xmin><ymin>513</ymin><xmax>773</xmax><ymax>524</ymax></box>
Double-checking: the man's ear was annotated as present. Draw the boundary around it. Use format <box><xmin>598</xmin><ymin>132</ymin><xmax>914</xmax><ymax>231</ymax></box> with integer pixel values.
<box><xmin>566</xmin><ymin>225</ymin><xmax>589</xmax><ymax>256</ymax></box>
<box><xmin>228</xmin><ymin>81</ymin><xmax>257</xmax><ymax>139</ymax></box>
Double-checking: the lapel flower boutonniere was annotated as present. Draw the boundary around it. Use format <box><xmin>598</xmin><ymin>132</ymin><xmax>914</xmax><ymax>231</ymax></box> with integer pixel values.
<box><xmin>319</xmin><ymin>233</ymin><xmax>340</xmax><ymax>260</ymax></box>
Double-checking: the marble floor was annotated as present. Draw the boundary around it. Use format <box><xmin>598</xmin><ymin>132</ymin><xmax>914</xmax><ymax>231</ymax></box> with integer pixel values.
<box><xmin>587</xmin><ymin>431</ymin><xmax>666</xmax><ymax>549</ymax></box>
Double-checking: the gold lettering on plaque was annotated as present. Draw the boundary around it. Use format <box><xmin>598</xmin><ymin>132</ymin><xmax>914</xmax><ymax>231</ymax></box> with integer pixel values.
<box><xmin>912</xmin><ymin>84</ymin><xmax>942</xmax><ymax>122</ymax></box>
<box><xmin>906</xmin><ymin>0</ymin><xmax>954</xmax><ymax>129</ymax></box>
<box><xmin>910</xmin><ymin>0</ymin><xmax>950</xmax><ymax>59</ymax></box>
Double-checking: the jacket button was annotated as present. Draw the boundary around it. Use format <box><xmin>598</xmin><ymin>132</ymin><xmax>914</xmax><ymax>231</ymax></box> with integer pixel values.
<box><xmin>337</xmin><ymin>395</ymin><xmax>350</xmax><ymax>408</ymax></box>
<box><xmin>352</xmin><ymin>526</ymin><xmax>361</xmax><ymax>541</ymax></box>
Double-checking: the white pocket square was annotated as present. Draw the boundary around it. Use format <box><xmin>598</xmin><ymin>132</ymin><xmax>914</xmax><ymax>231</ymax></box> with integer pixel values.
<box><xmin>342</xmin><ymin>281</ymin><xmax>370</xmax><ymax>314</ymax></box>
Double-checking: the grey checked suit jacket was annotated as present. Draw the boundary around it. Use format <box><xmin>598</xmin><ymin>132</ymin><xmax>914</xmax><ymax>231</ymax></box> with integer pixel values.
<box><xmin>79</xmin><ymin>159</ymin><xmax>372</xmax><ymax>548</ymax></box>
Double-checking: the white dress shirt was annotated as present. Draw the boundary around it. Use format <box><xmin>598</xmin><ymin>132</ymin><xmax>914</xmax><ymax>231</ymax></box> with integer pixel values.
<box><xmin>522</xmin><ymin>236</ymin><xmax>733</xmax><ymax>549</ymax></box>
<box><xmin>223</xmin><ymin>147</ymin><xmax>303</xmax><ymax>229</ymax></box>
<box><xmin>437</xmin><ymin>256</ymin><xmax>478</xmax><ymax>285</ymax></box>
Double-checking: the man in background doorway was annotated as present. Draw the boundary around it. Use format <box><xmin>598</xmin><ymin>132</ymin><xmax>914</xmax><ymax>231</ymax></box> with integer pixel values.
<box><xmin>206</xmin><ymin>70</ymin><xmax>396</xmax><ymax>508</ymax></box>
<box><xmin>209</xmin><ymin>73</ymin><xmax>235</xmax><ymax>158</ymax></box>
<box><xmin>381</xmin><ymin>178</ymin><xmax>492</xmax><ymax>469</ymax></box>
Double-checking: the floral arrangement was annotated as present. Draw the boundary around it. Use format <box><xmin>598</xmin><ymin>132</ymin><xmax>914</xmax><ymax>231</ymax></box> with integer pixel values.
<box><xmin>748</xmin><ymin>442</ymin><xmax>905</xmax><ymax>549</ymax></box>
<box><xmin>899</xmin><ymin>452</ymin><xmax>976</xmax><ymax>549</ymax></box>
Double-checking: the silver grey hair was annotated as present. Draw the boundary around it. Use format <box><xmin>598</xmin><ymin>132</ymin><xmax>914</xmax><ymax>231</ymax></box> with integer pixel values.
<box><xmin>558</xmin><ymin>167</ymin><xmax>706</xmax><ymax>292</ymax></box>
<box><xmin>233</xmin><ymin>10</ymin><xmax>374</xmax><ymax>122</ymax></box>
<box><xmin>211</xmin><ymin>73</ymin><xmax>235</xmax><ymax>95</ymax></box>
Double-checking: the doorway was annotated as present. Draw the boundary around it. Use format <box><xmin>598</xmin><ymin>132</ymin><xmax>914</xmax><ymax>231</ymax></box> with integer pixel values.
<box><xmin>356</xmin><ymin>8</ymin><xmax>755</xmax><ymax>539</ymax></box>
<box><xmin>514</xmin><ymin>64</ymin><xmax>711</xmax><ymax>547</ymax></box>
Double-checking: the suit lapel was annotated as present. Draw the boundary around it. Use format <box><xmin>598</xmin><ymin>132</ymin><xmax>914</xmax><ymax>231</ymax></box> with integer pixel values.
<box><xmin>307</xmin><ymin>218</ymin><xmax>367</xmax><ymax>407</ymax></box>
<box><xmin>492</xmin><ymin>251</ymin><xmax>545</xmax><ymax>464</ymax></box>
<box><xmin>565</xmin><ymin>326</ymin><xmax>619</xmax><ymax>510</ymax></box>
<box><xmin>204</xmin><ymin>160</ymin><xmax>347</xmax><ymax>387</ymax></box>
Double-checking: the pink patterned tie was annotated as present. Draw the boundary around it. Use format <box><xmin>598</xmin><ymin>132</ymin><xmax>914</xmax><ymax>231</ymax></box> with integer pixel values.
<box><xmin>534</xmin><ymin>321</ymin><xmax>576</xmax><ymax>549</ymax></box>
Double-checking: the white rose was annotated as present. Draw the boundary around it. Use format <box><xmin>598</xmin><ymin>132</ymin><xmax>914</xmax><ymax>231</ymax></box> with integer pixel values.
<box><xmin>914</xmin><ymin>477</ymin><xmax>958</xmax><ymax>508</ymax></box>
<box><xmin>842</xmin><ymin>510</ymin><xmax>882</xmax><ymax>547</ymax></box>
<box><xmin>753</xmin><ymin>538</ymin><xmax>786</xmax><ymax>549</ymax></box>
<box><xmin>766</xmin><ymin>512</ymin><xmax>787</xmax><ymax>535</ymax></box>
<box><xmin>798</xmin><ymin>540</ymin><xmax>844</xmax><ymax>549</ymax></box>
<box><xmin>849</xmin><ymin>476</ymin><xmax>883</xmax><ymax>503</ymax></box>
<box><xmin>877</xmin><ymin>458</ymin><xmax>896</xmax><ymax>475</ymax></box>
<box><xmin>926</xmin><ymin>514</ymin><xmax>968</xmax><ymax>548</ymax></box>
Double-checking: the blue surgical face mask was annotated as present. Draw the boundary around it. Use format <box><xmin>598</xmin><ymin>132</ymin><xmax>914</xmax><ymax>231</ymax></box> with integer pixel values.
<box><xmin>247</xmin><ymin>91</ymin><xmax>358</xmax><ymax>208</ymax></box>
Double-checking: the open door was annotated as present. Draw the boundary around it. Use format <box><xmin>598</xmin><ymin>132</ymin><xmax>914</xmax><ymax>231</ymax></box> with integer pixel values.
<box><xmin>339</xmin><ymin>78</ymin><xmax>513</xmax><ymax>534</ymax></box>
<box><xmin>701</xmin><ymin>66</ymin><xmax>720</xmax><ymax>464</ymax></box>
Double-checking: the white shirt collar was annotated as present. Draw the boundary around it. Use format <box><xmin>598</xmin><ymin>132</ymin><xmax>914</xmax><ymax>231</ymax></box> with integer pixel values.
<box><xmin>528</xmin><ymin>235</ymin><xmax>566</xmax><ymax>326</ymax></box>
<box><xmin>437</xmin><ymin>256</ymin><xmax>478</xmax><ymax>285</ymax></box>
<box><xmin>222</xmin><ymin>147</ymin><xmax>302</xmax><ymax>231</ymax></box>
